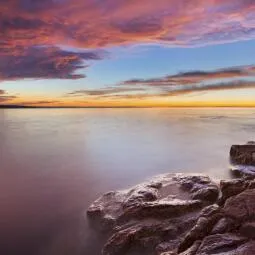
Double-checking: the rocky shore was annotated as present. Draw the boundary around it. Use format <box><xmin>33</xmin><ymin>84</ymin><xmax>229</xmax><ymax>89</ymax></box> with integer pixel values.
<box><xmin>87</xmin><ymin>143</ymin><xmax>255</xmax><ymax>255</ymax></box>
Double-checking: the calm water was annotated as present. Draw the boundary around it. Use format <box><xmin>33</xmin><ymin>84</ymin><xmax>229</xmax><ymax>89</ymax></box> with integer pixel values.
<box><xmin>1</xmin><ymin>108</ymin><xmax>255</xmax><ymax>255</ymax></box>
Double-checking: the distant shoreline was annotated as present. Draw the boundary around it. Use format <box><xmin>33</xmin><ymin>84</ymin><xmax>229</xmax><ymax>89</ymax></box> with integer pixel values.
<box><xmin>1</xmin><ymin>105</ymin><xmax>255</xmax><ymax>109</ymax></box>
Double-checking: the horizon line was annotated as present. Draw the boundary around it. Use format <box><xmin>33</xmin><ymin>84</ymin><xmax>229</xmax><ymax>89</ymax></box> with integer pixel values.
<box><xmin>1</xmin><ymin>105</ymin><xmax>255</xmax><ymax>109</ymax></box>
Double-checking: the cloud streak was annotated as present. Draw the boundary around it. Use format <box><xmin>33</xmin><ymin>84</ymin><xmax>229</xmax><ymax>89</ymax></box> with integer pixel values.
<box><xmin>121</xmin><ymin>65</ymin><xmax>255</xmax><ymax>86</ymax></box>
<box><xmin>162</xmin><ymin>80</ymin><xmax>255</xmax><ymax>97</ymax></box>
<box><xmin>66</xmin><ymin>87</ymin><xmax>146</xmax><ymax>97</ymax></box>
<box><xmin>66</xmin><ymin>64</ymin><xmax>255</xmax><ymax>101</ymax></box>
<box><xmin>0</xmin><ymin>90</ymin><xmax>17</xmax><ymax>103</ymax></box>
<box><xmin>18</xmin><ymin>100</ymin><xmax>60</xmax><ymax>105</ymax></box>
<box><xmin>102</xmin><ymin>80</ymin><xmax>255</xmax><ymax>100</ymax></box>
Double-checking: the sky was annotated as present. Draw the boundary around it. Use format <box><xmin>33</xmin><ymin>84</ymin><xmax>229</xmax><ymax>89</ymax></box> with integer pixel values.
<box><xmin>0</xmin><ymin>0</ymin><xmax>255</xmax><ymax>107</ymax></box>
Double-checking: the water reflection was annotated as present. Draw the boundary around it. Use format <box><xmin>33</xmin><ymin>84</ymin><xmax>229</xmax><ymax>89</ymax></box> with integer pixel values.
<box><xmin>0</xmin><ymin>108</ymin><xmax>254</xmax><ymax>255</ymax></box>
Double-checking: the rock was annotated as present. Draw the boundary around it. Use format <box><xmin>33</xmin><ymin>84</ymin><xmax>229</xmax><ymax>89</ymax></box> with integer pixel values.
<box><xmin>191</xmin><ymin>187</ymin><xmax>219</xmax><ymax>203</ymax></box>
<box><xmin>231</xmin><ymin>165</ymin><xmax>255</xmax><ymax>178</ymax></box>
<box><xmin>179</xmin><ymin>241</ymin><xmax>201</xmax><ymax>255</ymax></box>
<box><xmin>156</xmin><ymin>240</ymin><xmax>180</xmax><ymax>254</ymax></box>
<box><xmin>210</xmin><ymin>217</ymin><xmax>236</xmax><ymax>234</ymax></box>
<box><xmin>160</xmin><ymin>241</ymin><xmax>201</xmax><ymax>255</ymax></box>
<box><xmin>230</xmin><ymin>143</ymin><xmax>255</xmax><ymax>166</ymax></box>
<box><xmin>230</xmin><ymin>142</ymin><xmax>255</xmax><ymax>177</ymax></box>
<box><xmin>240</xmin><ymin>222</ymin><xmax>255</xmax><ymax>238</ymax></box>
<box><xmin>160</xmin><ymin>252</ymin><xmax>177</xmax><ymax>255</ymax></box>
<box><xmin>102</xmin><ymin>222</ymin><xmax>177</xmax><ymax>255</ymax></box>
<box><xmin>234</xmin><ymin>240</ymin><xmax>255</xmax><ymax>255</ymax></box>
<box><xmin>119</xmin><ymin>199</ymin><xmax>202</xmax><ymax>223</ymax></box>
<box><xmin>199</xmin><ymin>204</ymin><xmax>220</xmax><ymax>218</ymax></box>
<box><xmin>223</xmin><ymin>189</ymin><xmax>255</xmax><ymax>221</ymax></box>
<box><xmin>178</xmin><ymin>217</ymin><xmax>210</xmax><ymax>253</ymax></box>
<box><xmin>195</xmin><ymin>233</ymin><xmax>247</xmax><ymax>255</ymax></box>
<box><xmin>87</xmin><ymin>174</ymin><xmax>219</xmax><ymax>233</ymax></box>
<box><xmin>87</xmin><ymin>172</ymin><xmax>255</xmax><ymax>255</ymax></box>
<box><xmin>219</xmin><ymin>179</ymin><xmax>248</xmax><ymax>204</ymax></box>
<box><xmin>178</xmin><ymin>205</ymin><xmax>222</xmax><ymax>253</ymax></box>
<box><xmin>87</xmin><ymin>174</ymin><xmax>219</xmax><ymax>255</ymax></box>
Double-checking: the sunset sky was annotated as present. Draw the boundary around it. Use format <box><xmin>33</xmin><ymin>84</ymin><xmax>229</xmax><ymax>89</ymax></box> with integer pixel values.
<box><xmin>0</xmin><ymin>0</ymin><xmax>255</xmax><ymax>107</ymax></box>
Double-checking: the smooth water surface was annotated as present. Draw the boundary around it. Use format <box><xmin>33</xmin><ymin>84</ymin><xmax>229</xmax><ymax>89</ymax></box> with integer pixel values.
<box><xmin>1</xmin><ymin>108</ymin><xmax>255</xmax><ymax>255</ymax></box>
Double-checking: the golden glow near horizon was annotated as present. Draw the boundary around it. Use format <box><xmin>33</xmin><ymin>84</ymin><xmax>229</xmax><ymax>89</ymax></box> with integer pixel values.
<box><xmin>7</xmin><ymin>88</ymin><xmax>255</xmax><ymax>107</ymax></box>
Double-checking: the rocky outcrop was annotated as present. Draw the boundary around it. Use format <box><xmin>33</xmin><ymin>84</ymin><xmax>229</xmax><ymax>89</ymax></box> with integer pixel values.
<box><xmin>87</xmin><ymin>144</ymin><xmax>255</xmax><ymax>255</ymax></box>
<box><xmin>87</xmin><ymin>173</ymin><xmax>255</xmax><ymax>255</ymax></box>
<box><xmin>87</xmin><ymin>173</ymin><xmax>219</xmax><ymax>255</ymax></box>
<box><xmin>230</xmin><ymin>142</ymin><xmax>255</xmax><ymax>177</ymax></box>
<box><xmin>230</xmin><ymin>142</ymin><xmax>255</xmax><ymax>166</ymax></box>
<box><xmin>176</xmin><ymin>177</ymin><xmax>255</xmax><ymax>255</ymax></box>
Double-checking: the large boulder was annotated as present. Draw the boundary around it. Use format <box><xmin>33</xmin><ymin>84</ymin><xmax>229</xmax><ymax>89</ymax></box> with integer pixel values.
<box><xmin>230</xmin><ymin>142</ymin><xmax>255</xmax><ymax>166</ymax></box>
<box><xmin>175</xmin><ymin>178</ymin><xmax>255</xmax><ymax>255</ymax></box>
<box><xmin>87</xmin><ymin>174</ymin><xmax>219</xmax><ymax>255</ymax></box>
<box><xmin>223</xmin><ymin>189</ymin><xmax>255</xmax><ymax>221</ymax></box>
<box><xmin>87</xmin><ymin>171</ymin><xmax>255</xmax><ymax>255</ymax></box>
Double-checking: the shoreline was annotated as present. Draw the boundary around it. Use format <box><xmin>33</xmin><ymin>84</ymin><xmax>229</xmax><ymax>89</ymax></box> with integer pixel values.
<box><xmin>87</xmin><ymin>143</ymin><xmax>255</xmax><ymax>255</ymax></box>
<box><xmin>1</xmin><ymin>106</ymin><xmax>255</xmax><ymax>109</ymax></box>
<box><xmin>87</xmin><ymin>172</ymin><xmax>255</xmax><ymax>255</ymax></box>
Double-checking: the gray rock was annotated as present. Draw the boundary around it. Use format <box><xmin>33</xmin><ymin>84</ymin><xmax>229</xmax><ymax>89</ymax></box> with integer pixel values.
<box><xmin>219</xmin><ymin>179</ymin><xmax>248</xmax><ymax>204</ymax></box>
<box><xmin>230</xmin><ymin>143</ymin><xmax>255</xmax><ymax>166</ymax></box>
<box><xmin>87</xmin><ymin>173</ymin><xmax>219</xmax><ymax>233</ymax></box>
<box><xmin>223</xmin><ymin>189</ymin><xmax>255</xmax><ymax>221</ymax></box>
<box><xmin>86</xmin><ymin>171</ymin><xmax>255</xmax><ymax>255</ymax></box>
<box><xmin>179</xmin><ymin>241</ymin><xmax>201</xmax><ymax>255</ymax></box>
<box><xmin>210</xmin><ymin>217</ymin><xmax>236</xmax><ymax>235</ymax></box>
<box><xmin>240</xmin><ymin>222</ymin><xmax>255</xmax><ymax>238</ymax></box>
<box><xmin>87</xmin><ymin>173</ymin><xmax>219</xmax><ymax>255</ymax></box>
<box><xmin>196</xmin><ymin>233</ymin><xmax>247</xmax><ymax>255</ymax></box>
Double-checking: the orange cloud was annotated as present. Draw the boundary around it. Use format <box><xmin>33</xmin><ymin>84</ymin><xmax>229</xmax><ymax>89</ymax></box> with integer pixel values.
<box><xmin>0</xmin><ymin>90</ymin><xmax>17</xmax><ymax>103</ymax></box>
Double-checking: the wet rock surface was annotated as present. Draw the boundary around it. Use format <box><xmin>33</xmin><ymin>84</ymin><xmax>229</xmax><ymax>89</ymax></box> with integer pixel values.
<box><xmin>86</xmin><ymin>143</ymin><xmax>255</xmax><ymax>255</ymax></box>
<box><xmin>87</xmin><ymin>173</ymin><xmax>255</xmax><ymax>255</ymax></box>
<box><xmin>230</xmin><ymin>142</ymin><xmax>255</xmax><ymax>166</ymax></box>
<box><xmin>230</xmin><ymin>142</ymin><xmax>255</xmax><ymax>177</ymax></box>
<box><xmin>87</xmin><ymin>173</ymin><xmax>220</xmax><ymax>255</ymax></box>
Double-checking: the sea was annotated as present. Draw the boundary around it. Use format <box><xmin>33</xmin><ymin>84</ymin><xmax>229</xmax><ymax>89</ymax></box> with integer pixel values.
<box><xmin>0</xmin><ymin>108</ymin><xmax>254</xmax><ymax>255</ymax></box>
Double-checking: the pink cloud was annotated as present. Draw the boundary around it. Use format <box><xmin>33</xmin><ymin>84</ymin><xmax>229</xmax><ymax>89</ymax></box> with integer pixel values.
<box><xmin>1</xmin><ymin>0</ymin><xmax>254</xmax><ymax>49</ymax></box>
<box><xmin>0</xmin><ymin>0</ymin><xmax>254</xmax><ymax>81</ymax></box>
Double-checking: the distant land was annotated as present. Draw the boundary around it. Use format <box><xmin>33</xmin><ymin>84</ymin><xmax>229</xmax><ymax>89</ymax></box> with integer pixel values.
<box><xmin>1</xmin><ymin>105</ymin><xmax>255</xmax><ymax>109</ymax></box>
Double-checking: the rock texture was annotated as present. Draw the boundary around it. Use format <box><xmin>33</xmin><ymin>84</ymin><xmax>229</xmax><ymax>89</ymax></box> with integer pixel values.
<box><xmin>230</xmin><ymin>142</ymin><xmax>255</xmax><ymax>177</ymax></box>
<box><xmin>176</xmin><ymin>177</ymin><xmax>255</xmax><ymax>255</ymax></box>
<box><xmin>87</xmin><ymin>173</ymin><xmax>255</xmax><ymax>255</ymax></box>
<box><xmin>87</xmin><ymin>173</ymin><xmax>219</xmax><ymax>255</ymax></box>
<box><xmin>230</xmin><ymin>142</ymin><xmax>255</xmax><ymax>166</ymax></box>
